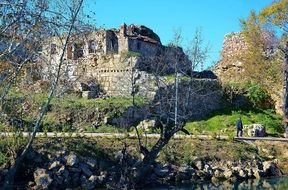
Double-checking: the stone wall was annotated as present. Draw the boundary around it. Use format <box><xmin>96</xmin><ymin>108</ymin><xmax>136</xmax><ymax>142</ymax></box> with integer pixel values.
<box><xmin>213</xmin><ymin>32</ymin><xmax>283</xmax><ymax>114</ymax></box>
<box><xmin>213</xmin><ymin>31</ymin><xmax>277</xmax><ymax>84</ymax></box>
<box><xmin>110</xmin><ymin>78</ymin><xmax>223</xmax><ymax>127</ymax></box>
<box><xmin>213</xmin><ymin>32</ymin><xmax>247</xmax><ymax>84</ymax></box>
<box><xmin>153</xmin><ymin>79</ymin><xmax>222</xmax><ymax>120</ymax></box>
<box><xmin>39</xmin><ymin>24</ymin><xmax>192</xmax><ymax>98</ymax></box>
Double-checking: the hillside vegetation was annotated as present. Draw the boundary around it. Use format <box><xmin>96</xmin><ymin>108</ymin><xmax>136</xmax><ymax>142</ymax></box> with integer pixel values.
<box><xmin>1</xmin><ymin>88</ymin><xmax>284</xmax><ymax>137</ymax></box>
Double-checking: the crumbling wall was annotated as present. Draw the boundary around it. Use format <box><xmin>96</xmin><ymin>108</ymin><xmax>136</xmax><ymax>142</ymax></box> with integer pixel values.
<box><xmin>152</xmin><ymin>79</ymin><xmax>222</xmax><ymax>120</ymax></box>
<box><xmin>212</xmin><ymin>33</ymin><xmax>247</xmax><ymax>84</ymax></box>
<box><xmin>39</xmin><ymin>24</ymin><xmax>193</xmax><ymax>99</ymax></box>
<box><xmin>213</xmin><ymin>32</ymin><xmax>282</xmax><ymax>114</ymax></box>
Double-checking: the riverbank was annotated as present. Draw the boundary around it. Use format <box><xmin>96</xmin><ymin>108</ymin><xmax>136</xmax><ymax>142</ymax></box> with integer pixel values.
<box><xmin>0</xmin><ymin>137</ymin><xmax>287</xmax><ymax>189</ymax></box>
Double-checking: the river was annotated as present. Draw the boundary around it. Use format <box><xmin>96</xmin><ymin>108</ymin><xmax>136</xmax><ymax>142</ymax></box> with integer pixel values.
<box><xmin>148</xmin><ymin>176</ymin><xmax>288</xmax><ymax>190</ymax></box>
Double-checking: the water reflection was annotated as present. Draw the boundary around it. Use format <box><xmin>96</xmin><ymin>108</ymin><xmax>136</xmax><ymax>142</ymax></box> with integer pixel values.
<box><xmin>149</xmin><ymin>176</ymin><xmax>288</xmax><ymax>190</ymax></box>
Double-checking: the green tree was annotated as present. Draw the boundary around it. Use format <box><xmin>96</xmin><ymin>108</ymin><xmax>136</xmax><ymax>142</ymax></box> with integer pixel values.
<box><xmin>259</xmin><ymin>0</ymin><xmax>288</xmax><ymax>123</ymax></box>
<box><xmin>241</xmin><ymin>11</ymin><xmax>281</xmax><ymax>85</ymax></box>
<box><xmin>238</xmin><ymin>11</ymin><xmax>282</xmax><ymax>109</ymax></box>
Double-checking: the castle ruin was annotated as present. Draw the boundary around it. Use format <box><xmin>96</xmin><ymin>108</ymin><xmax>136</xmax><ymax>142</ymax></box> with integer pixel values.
<box><xmin>40</xmin><ymin>24</ymin><xmax>191</xmax><ymax>97</ymax></box>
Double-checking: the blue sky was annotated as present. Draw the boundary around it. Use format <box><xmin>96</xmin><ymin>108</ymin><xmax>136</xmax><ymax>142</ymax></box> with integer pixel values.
<box><xmin>84</xmin><ymin>0</ymin><xmax>273</xmax><ymax>69</ymax></box>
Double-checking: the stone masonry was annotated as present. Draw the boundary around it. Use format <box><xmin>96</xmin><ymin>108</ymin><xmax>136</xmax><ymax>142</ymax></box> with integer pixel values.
<box><xmin>213</xmin><ymin>32</ymin><xmax>282</xmax><ymax>114</ymax></box>
<box><xmin>40</xmin><ymin>24</ymin><xmax>191</xmax><ymax>97</ymax></box>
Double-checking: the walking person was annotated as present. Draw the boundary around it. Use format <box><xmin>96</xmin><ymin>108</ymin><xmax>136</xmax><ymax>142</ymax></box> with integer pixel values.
<box><xmin>236</xmin><ymin>117</ymin><xmax>243</xmax><ymax>137</ymax></box>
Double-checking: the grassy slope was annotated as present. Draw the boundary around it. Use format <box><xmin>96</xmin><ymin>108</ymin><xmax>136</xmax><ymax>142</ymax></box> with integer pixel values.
<box><xmin>184</xmin><ymin>107</ymin><xmax>284</xmax><ymax>137</ymax></box>
<box><xmin>2</xmin><ymin>89</ymin><xmax>284</xmax><ymax>136</ymax></box>
<box><xmin>2</xmin><ymin>90</ymin><xmax>147</xmax><ymax>133</ymax></box>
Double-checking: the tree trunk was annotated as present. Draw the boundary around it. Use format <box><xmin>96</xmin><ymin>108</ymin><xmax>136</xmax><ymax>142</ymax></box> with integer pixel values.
<box><xmin>283</xmin><ymin>42</ymin><xmax>288</xmax><ymax>134</ymax></box>
<box><xmin>1</xmin><ymin>1</ymin><xmax>84</xmax><ymax>188</ymax></box>
<box><xmin>133</xmin><ymin>134</ymin><xmax>172</xmax><ymax>186</ymax></box>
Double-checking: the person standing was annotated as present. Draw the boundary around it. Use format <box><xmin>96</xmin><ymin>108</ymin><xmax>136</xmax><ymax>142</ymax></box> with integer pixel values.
<box><xmin>236</xmin><ymin>117</ymin><xmax>243</xmax><ymax>137</ymax></box>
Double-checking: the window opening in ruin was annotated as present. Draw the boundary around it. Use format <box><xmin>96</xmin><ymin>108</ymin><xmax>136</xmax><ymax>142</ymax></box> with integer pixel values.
<box><xmin>88</xmin><ymin>40</ymin><xmax>97</xmax><ymax>53</ymax></box>
<box><xmin>90</xmin><ymin>57</ymin><xmax>98</xmax><ymax>67</ymax></box>
<box><xmin>67</xmin><ymin>44</ymin><xmax>73</xmax><ymax>59</ymax></box>
<box><xmin>50</xmin><ymin>44</ymin><xmax>57</xmax><ymax>54</ymax></box>
<box><xmin>110</xmin><ymin>39</ymin><xmax>115</xmax><ymax>50</ymax></box>
<box><xmin>73</xmin><ymin>43</ymin><xmax>84</xmax><ymax>59</ymax></box>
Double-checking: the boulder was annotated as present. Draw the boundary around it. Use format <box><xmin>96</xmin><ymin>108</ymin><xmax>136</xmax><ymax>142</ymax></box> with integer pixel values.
<box><xmin>238</xmin><ymin>169</ymin><xmax>247</xmax><ymax>179</ymax></box>
<box><xmin>193</xmin><ymin>159</ymin><xmax>204</xmax><ymax>170</ymax></box>
<box><xmin>96</xmin><ymin>172</ymin><xmax>108</xmax><ymax>185</ymax></box>
<box><xmin>52</xmin><ymin>175</ymin><xmax>64</xmax><ymax>187</ymax></box>
<box><xmin>71</xmin><ymin>172</ymin><xmax>81</xmax><ymax>187</ymax></box>
<box><xmin>85</xmin><ymin>175</ymin><xmax>99</xmax><ymax>189</ymax></box>
<box><xmin>223</xmin><ymin>169</ymin><xmax>233</xmax><ymax>179</ymax></box>
<box><xmin>58</xmin><ymin>166</ymin><xmax>69</xmax><ymax>179</ymax></box>
<box><xmin>263</xmin><ymin>161</ymin><xmax>282</xmax><ymax>176</ymax></box>
<box><xmin>65</xmin><ymin>154</ymin><xmax>79</xmax><ymax>167</ymax></box>
<box><xmin>203</xmin><ymin>164</ymin><xmax>212</xmax><ymax>174</ymax></box>
<box><xmin>213</xmin><ymin>169</ymin><xmax>225</xmax><ymax>179</ymax></box>
<box><xmin>244</xmin><ymin>124</ymin><xmax>266</xmax><ymax>137</ymax></box>
<box><xmin>177</xmin><ymin>165</ymin><xmax>196</xmax><ymax>181</ymax></box>
<box><xmin>153</xmin><ymin>165</ymin><xmax>170</xmax><ymax>178</ymax></box>
<box><xmin>48</xmin><ymin>161</ymin><xmax>62</xmax><ymax>170</ymax></box>
<box><xmin>80</xmin><ymin>163</ymin><xmax>93</xmax><ymax>177</ymax></box>
<box><xmin>80</xmin><ymin>175</ymin><xmax>98</xmax><ymax>190</ymax></box>
<box><xmin>34</xmin><ymin>168</ymin><xmax>53</xmax><ymax>189</ymax></box>
<box><xmin>86</xmin><ymin>157</ymin><xmax>98</xmax><ymax>169</ymax></box>
<box><xmin>69</xmin><ymin>167</ymin><xmax>81</xmax><ymax>173</ymax></box>
<box><xmin>252</xmin><ymin>168</ymin><xmax>261</xmax><ymax>178</ymax></box>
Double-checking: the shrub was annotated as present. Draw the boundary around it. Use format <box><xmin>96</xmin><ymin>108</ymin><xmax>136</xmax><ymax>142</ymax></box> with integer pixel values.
<box><xmin>245</xmin><ymin>83</ymin><xmax>272</xmax><ymax>108</ymax></box>
<box><xmin>222</xmin><ymin>82</ymin><xmax>274</xmax><ymax>109</ymax></box>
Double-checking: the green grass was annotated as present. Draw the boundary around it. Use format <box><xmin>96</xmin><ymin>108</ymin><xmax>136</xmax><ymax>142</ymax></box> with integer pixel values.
<box><xmin>184</xmin><ymin>107</ymin><xmax>284</xmax><ymax>137</ymax></box>
<box><xmin>0</xmin><ymin>152</ymin><xmax>7</xmax><ymax>165</ymax></box>
<box><xmin>163</xmin><ymin>75</ymin><xmax>190</xmax><ymax>84</ymax></box>
<box><xmin>85</xmin><ymin>124</ymin><xmax>128</xmax><ymax>133</ymax></box>
<box><xmin>3</xmin><ymin>89</ymin><xmax>284</xmax><ymax>136</ymax></box>
<box><xmin>3</xmin><ymin>90</ymin><xmax>149</xmax><ymax>132</ymax></box>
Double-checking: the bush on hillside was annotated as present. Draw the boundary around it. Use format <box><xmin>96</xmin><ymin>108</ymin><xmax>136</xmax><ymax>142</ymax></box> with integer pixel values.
<box><xmin>222</xmin><ymin>82</ymin><xmax>274</xmax><ymax>109</ymax></box>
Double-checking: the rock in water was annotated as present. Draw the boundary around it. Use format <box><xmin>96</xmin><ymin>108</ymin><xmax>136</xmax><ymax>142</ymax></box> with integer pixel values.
<box><xmin>34</xmin><ymin>168</ymin><xmax>53</xmax><ymax>189</ymax></box>
<box><xmin>263</xmin><ymin>161</ymin><xmax>282</xmax><ymax>176</ymax></box>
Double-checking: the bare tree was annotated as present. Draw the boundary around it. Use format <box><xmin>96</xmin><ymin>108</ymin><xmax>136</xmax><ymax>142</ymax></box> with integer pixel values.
<box><xmin>109</xmin><ymin>29</ymin><xmax>215</xmax><ymax>188</ymax></box>
<box><xmin>1</xmin><ymin>0</ymin><xmax>85</xmax><ymax>188</ymax></box>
